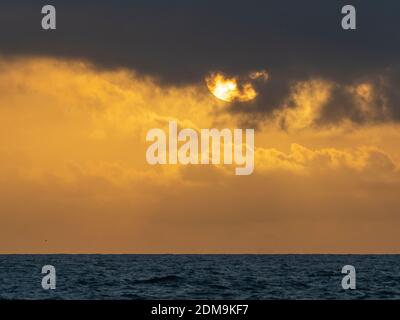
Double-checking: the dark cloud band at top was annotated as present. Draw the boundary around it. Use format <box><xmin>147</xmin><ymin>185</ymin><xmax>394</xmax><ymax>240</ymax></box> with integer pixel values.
<box><xmin>1</xmin><ymin>0</ymin><xmax>400</xmax><ymax>124</ymax></box>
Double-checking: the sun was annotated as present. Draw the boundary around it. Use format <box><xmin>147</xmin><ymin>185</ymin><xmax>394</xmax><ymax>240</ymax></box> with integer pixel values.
<box><xmin>212</xmin><ymin>77</ymin><xmax>237</xmax><ymax>102</ymax></box>
<box><xmin>206</xmin><ymin>73</ymin><xmax>238</xmax><ymax>102</ymax></box>
<box><xmin>206</xmin><ymin>72</ymin><xmax>257</xmax><ymax>102</ymax></box>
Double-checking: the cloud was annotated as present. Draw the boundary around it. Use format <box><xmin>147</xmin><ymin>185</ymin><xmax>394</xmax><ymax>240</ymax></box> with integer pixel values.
<box><xmin>1</xmin><ymin>56</ymin><xmax>400</xmax><ymax>253</ymax></box>
<box><xmin>256</xmin><ymin>144</ymin><xmax>398</xmax><ymax>177</ymax></box>
<box><xmin>1</xmin><ymin>0</ymin><xmax>400</xmax><ymax>126</ymax></box>
<box><xmin>272</xmin><ymin>79</ymin><xmax>333</xmax><ymax>131</ymax></box>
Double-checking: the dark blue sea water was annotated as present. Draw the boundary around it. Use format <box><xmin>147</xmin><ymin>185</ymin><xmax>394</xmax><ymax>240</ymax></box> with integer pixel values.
<box><xmin>0</xmin><ymin>255</ymin><xmax>400</xmax><ymax>299</ymax></box>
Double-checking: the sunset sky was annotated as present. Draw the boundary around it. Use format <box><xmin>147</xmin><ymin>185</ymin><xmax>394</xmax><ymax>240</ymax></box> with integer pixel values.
<box><xmin>1</xmin><ymin>0</ymin><xmax>400</xmax><ymax>253</ymax></box>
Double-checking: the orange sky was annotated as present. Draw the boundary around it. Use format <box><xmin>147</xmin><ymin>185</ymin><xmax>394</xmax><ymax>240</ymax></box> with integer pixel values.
<box><xmin>1</xmin><ymin>57</ymin><xmax>400</xmax><ymax>253</ymax></box>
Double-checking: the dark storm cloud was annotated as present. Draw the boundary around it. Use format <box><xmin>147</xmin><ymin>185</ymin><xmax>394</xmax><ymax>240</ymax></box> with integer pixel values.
<box><xmin>1</xmin><ymin>0</ymin><xmax>400</xmax><ymax>124</ymax></box>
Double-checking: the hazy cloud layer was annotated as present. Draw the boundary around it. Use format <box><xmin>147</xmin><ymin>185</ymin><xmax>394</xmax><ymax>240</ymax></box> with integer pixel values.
<box><xmin>1</xmin><ymin>57</ymin><xmax>400</xmax><ymax>253</ymax></box>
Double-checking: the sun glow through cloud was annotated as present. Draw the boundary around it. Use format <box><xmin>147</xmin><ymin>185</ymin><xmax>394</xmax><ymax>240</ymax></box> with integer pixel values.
<box><xmin>206</xmin><ymin>72</ymin><xmax>257</xmax><ymax>102</ymax></box>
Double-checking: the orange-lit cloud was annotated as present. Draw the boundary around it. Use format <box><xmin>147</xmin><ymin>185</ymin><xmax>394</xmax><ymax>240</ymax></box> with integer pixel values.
<box><xmin>272</xmin><ymin>79</ymin><xmax>333</xmax><ymax>131</ymax></box>
<box><xmin>1</xmin><ymin>57</ymin><xmax>400</xmax><ymax>253</ymax></box>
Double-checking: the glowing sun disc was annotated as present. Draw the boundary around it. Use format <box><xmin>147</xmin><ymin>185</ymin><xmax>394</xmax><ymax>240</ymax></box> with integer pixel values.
<box><xmin>206</xmin><ymin>73</ymin><xmax>257</xmax><ymax>102</ymax></box>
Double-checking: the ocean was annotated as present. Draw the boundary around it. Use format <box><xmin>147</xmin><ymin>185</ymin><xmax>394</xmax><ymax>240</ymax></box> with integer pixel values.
<box><xmin>0</xmin><ymin>254</ymin><xmax>399</xmax><ymax>299</ymax></box>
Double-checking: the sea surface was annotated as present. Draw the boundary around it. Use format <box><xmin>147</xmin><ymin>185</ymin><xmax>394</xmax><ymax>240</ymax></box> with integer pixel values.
<box><xmin>0</xmin><ymin>255</ymin><xmax>400</xmax><ymax>299</ymax></box>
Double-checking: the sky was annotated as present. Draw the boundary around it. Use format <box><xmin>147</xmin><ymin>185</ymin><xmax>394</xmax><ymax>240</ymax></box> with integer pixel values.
<box><xmin>1</xmin><ymin>1</ymin><xmax>400</xmax><ymax>253</ymax></box>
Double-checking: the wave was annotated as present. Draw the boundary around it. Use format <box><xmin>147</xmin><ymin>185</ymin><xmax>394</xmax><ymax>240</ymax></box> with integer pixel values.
<box><xmin>132</xmin><ymin>275</ymin><xmax>183</xmax><ymax>284</ymax></box>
